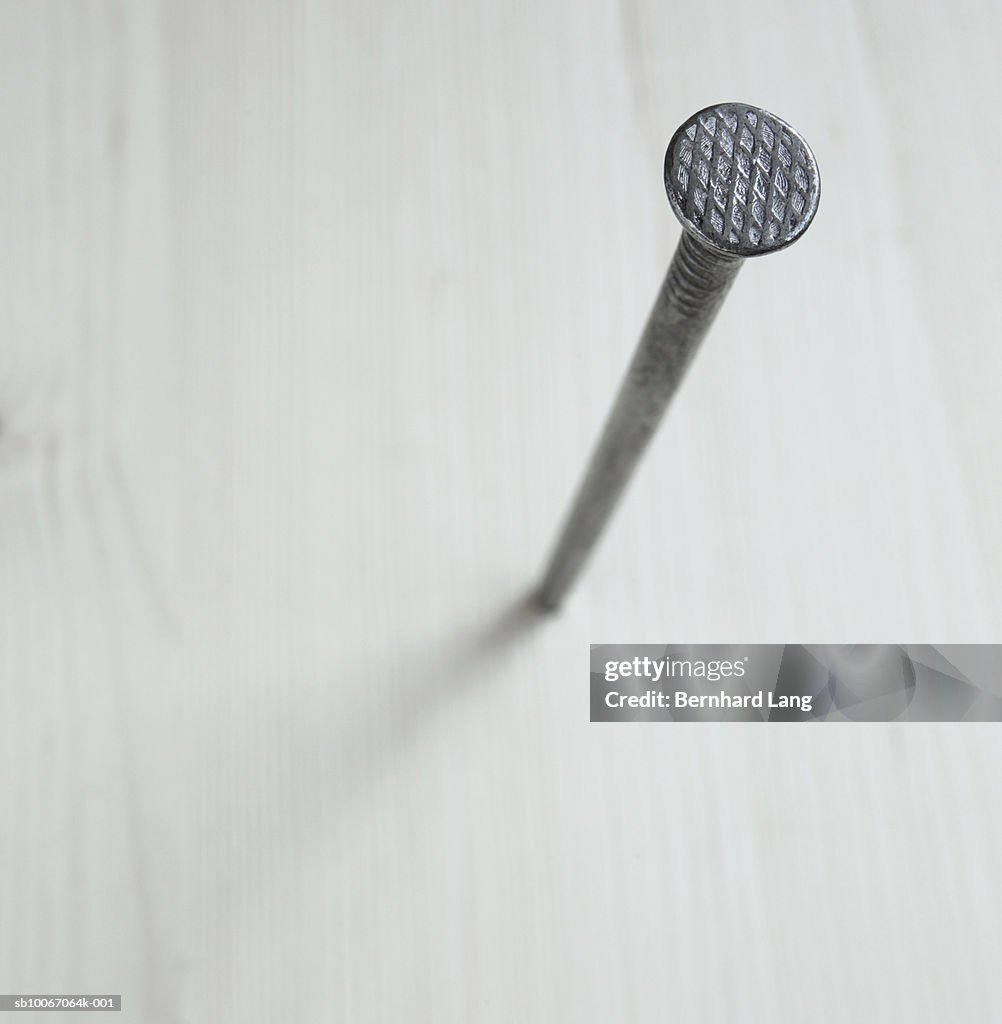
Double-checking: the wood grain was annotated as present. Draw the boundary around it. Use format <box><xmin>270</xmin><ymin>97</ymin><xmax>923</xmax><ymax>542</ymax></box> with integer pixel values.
<box><xmin>2</xmin><ymin>1</ymin><xmax>1000</xmax><ymax>1020</ymax></box>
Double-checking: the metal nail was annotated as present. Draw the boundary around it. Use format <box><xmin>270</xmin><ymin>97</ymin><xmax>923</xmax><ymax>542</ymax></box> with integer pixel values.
<box><xmin>536</xmin><ymin>102</ymin><xmax>821</xmax><ymax>610</ymax></box>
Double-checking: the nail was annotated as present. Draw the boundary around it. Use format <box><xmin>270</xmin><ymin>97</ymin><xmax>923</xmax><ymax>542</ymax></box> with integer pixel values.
<box><xmin>536</xmin><ymin>102</ymin><xmax>821</xmax><ymax>610</ymax></box>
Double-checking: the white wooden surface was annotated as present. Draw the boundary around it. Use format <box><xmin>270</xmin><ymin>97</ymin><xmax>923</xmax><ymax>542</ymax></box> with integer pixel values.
<box><xmin>2</xmin><ymin>1</ymin><xmax>1001</xmax><ymax>1020</ymax></box>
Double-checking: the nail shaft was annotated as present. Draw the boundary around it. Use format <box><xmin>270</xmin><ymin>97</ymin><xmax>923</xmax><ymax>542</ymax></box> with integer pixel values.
<box><xmin>536</xmin><ymin>234</ymin><xmax>740</xmax><ymax>609</ymax></box>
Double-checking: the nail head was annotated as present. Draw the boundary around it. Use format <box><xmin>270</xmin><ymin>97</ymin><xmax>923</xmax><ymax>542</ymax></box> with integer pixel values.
<box><xmin>664</xmin><ymin>102</ymin><xmax>821</xmax><ymax>258</ymax></box>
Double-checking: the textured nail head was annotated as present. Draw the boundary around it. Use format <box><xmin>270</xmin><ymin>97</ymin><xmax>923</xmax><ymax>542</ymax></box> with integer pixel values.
<box><xmin>665</xmin><ymin>102</ymin><xmax>820</xmax><ymax>257</ymax></box>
